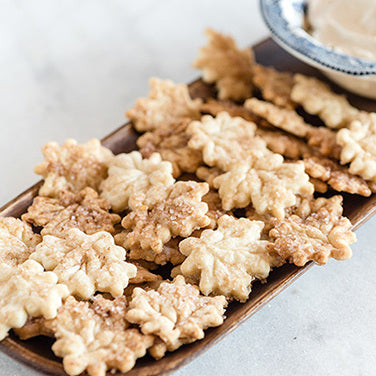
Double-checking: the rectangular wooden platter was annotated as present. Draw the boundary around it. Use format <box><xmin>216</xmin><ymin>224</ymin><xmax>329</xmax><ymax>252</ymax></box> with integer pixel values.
<box><xmin>1</xmin><ymin>38</ymin><xmax>376</xmax><ymax>376</ymax></box>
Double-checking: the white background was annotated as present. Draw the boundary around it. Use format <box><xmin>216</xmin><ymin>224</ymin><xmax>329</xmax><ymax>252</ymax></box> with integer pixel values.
<box><xmin>0</xmin><ymin>1</ymin><xmax>375</xmax><ymax>375</ymax></box>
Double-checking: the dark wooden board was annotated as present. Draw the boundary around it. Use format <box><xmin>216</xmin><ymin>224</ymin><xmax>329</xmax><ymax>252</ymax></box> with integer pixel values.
<box><xmin>1</xmin><ymin>38</ymin><xmax>376</xmax><ymax>376</ymax></box>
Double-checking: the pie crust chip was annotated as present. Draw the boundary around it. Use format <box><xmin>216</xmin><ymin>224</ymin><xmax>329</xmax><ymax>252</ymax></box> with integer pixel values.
<box><xmin>255</xmin><ymin>128</ymin><xmax>311</xmax><ymax>159</ymax></box>
<box><xmin>30</xmin><ymin>229</ymin><xmax>136</xmax><ymax>299</ymax></box>
<box><xmin>22</xmin><ymin>188</ymin><xmax>121</xmax><ymax>237</ymax></box>
<box><xmin>179</xmin><ymin>215</ymin><xmax>282</xmax><ymax>301</ymax></box>
<box><xmin>309</xmin><ymin>178</ymin><xmax>328</xmax><ymax>193</ymax></box>
<box><xmin>252</xmin><ymin>64</ymin><xmax>295</xmax><ymax>109</ymax></box>
<box><xmin>193</xmin><ymin>28</ymin><xmax>254</xmax><ymax>100</ymax></box>
<box><xmin>14</xmin><ymin>316</ymin><xmax>53</xmax><ymax>340</ymax></box>
<box><xmin>244</xmin><ymin>98</ymin><xmax>342</xmax><ymax>160</ymax></box>
<box><xmin>0</xmin><ymin>260</ymin><xmax>69</xmax><ymax>340</ymax></box>
<box><xmin>118</xmin><ymin>181</ymin><xmax>210</xmax><ymax>254</ymax></box>
<box><xmin>268</xmin><ymin>196</ymin><xmax>355</xmax><ymax>266</ymax></box>
<box><xmin>126</xmin><ymin>78</ymin><xmax>202</xmax><ymax>132</ymax></box>
<box><xmin>137</xmin><ymin>120</ymin><xmax>203</xmax><ymax>178</ymax></box>
<box><xmin>0</xmin><ymin>217</ymin><xmax>41</xmax><ymax>266</ymax></box>
<box><xmin>195</xmin><ymin>166</ymin><xmax>224</xmax><ymax>189</ymax></box>
<box><xmin>34</xmin><ymin>139</ymin><xmax>114</xmax><ymax>197</ymax></box>
<box><xmin>214</xmin><ymin>161</ymin><xmax>313</xmax><ymax>218</ymax></box>
<box><xmin>126</xmin><ymin>275</ymin><xmax>227</xmax><ymax>358</ymax></box>
<box><xmin>245</xmin><ymin>98</ymin><xmax>313</xmax><ymax>138</ymax></box>
<box><xmin>201</xmin><ymin>99</ymin><xmax>265</xmax><ymax>124</ymax></box>
<box><xmin>246</xmin><ymin>195</ymin><xmax>322</xmax><ymax>237</ymax></box>
<box><xmin>202</xmin><ymin>190</ymin><xmax>231</xmax><ymax>229</ymax></box>
<box><xmin>337</xmin><ymin>113</ymin><xmax>376</xmax><ymax>182</ymax></box>
<box><xmin>305</xmin><ymin>127</ymin><xmax>342</xmax><ymax>160</ymax></box>
<box><xmin>304</xmin><ymin>155</ymin><xmax>372</xmax><ymax>196</ymax></box>
<box><xmin>291</xmin><ymin>74</ymin><xmax>359</xmax><ymax>129</ymax></box>
<box><xmin>99</xmin><ymin>151</ymin><xmax>175</xmax><ymax>212</ymax></box>
<box><xmin>46</xmin><ymin>295</ymin><xmax>154</xmax><ymax>376</ymax></box>
<box><xmin>129</xmin><ymin>261</ymin><xmax>162</xmax><ymax>284</ymax></box>
<box><xmin>188</xmin><ymin>112</ymin><xmax>267</xmax><ymax>171</ymax></box>
<box><xmin>123</xmin><ymin>238</ymin><xmax>186</xmax><ymax>266</ymax></box>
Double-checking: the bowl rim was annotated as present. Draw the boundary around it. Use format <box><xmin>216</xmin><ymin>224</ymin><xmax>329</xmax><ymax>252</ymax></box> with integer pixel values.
<box><xmin>259</xmin><ymin>0</ymin><xmax>376</xmax><ymax>76</ymax></box>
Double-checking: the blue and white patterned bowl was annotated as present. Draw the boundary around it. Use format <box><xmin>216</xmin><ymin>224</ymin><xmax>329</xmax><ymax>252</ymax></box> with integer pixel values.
<box><xmin>260</xmin><ymin>0</ymin><xmax>376</xmax><ymax>99</ymax></box>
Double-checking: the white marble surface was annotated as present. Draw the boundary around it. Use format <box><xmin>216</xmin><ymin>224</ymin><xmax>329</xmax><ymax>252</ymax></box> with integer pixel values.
<box><xmin>0</xmin><ymin>1</ymin><xmax>375</xmax><ymax>375</ymax></box>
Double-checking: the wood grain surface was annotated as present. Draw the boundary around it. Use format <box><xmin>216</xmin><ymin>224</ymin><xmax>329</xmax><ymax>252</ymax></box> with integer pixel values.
<box><xmin>1</xmin><ymin>38</ymin><xmax>375</xmax><ymax>376</ymax></box>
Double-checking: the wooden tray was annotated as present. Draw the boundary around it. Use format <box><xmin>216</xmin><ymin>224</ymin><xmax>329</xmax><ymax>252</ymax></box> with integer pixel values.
<box><xmin>1</xmin><ymin>38</ymin><xmax>376</xmax><ymax>376</ymax></box>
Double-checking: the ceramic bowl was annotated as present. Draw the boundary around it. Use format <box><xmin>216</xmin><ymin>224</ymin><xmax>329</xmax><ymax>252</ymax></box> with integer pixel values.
<box><xmin>259</xmin><ymin>0</ymin><xmax>376</xmax><ymax>99</ymax></box>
